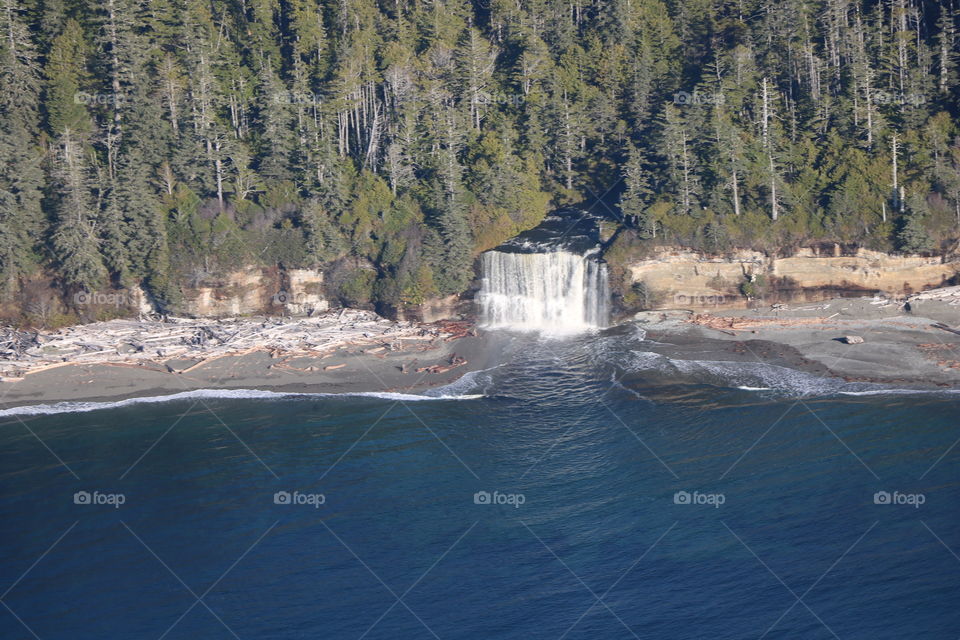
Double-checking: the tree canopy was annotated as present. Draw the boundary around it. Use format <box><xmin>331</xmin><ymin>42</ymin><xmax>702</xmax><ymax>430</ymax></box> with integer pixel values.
<box><xmin>0</xmin><ymin>0</ymin><xmax>958</xmax><ymax>311</ymax></box>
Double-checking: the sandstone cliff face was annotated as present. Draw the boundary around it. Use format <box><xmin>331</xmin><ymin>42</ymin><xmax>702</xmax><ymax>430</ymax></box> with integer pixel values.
<box><xmin>771</xmin><ymin>249</ymin><xmax>952</xmax><ymax>292</ymax></box>
<box><xmin>114</xmin><ymin>248</ymin><xmax>959</xmax><ymax>320</ymax></box>
<box><xmin>394</xmin><ymin>294</ymin><xmax>466</xmax><ymax>323</ymax></box>
<box><xmin>279</xmin><ymin>269</ymin><xmax>329</xmax><ymax>316</ymax></box>
<box><xmin>627</xmin><ymin>247</ymin><xmax>958</xmax><ymax>309</ymax></box>
<box><xmin>179</xmin><ymin>267</ymin><xmax>328</xmax><ymax>317</ymax></box>
<box><xmin>181</xmin><ymin>268</ymin><xmax>267</xmax><ymax>316</ymax></box>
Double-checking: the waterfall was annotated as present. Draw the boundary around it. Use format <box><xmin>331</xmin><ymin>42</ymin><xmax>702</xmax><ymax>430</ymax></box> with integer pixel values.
<box><xmin>478</xmin><ymin>249</ymin><xmax>609</xmax><ymax>331</ymax></box>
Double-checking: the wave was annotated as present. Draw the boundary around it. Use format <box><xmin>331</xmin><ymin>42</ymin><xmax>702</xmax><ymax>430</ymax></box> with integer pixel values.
<box><xmin>424</xmin><ymin>365</ymin><xmax>502</xmax><ymax>399</ymax></box>
<box><xmin>0</xmin><ymin>387</ymin><xmax>484</xmax><ymax>418</ymax></box>
<box><xmin>620</xmin><ymin>350</ymin><xmax>957</xmax><ymax>398</ymax></box>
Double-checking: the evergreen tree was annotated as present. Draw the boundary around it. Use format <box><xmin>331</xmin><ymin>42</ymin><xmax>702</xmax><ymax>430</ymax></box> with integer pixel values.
<box><xmin>49</xmin><ymin>131</ymin><xmax>107</xmax><ymax>289</ymax></box>
<box><xmin>0</xmin><ymin>0</ymin><xmax>44</xmax><ymax>292</ymax></box>
<box><xmin>0</xmin><ymin>0</ymin><xmax>956</xmax><ymax>320</ymax></box>
<box><xmin>898</xmin><ymin>192</ymin><xmax>934</xmax><ymax>252</ymax></box>
<box><xmin>619</xmin><ymin>143</ymin><xmax>656</xmax><ymax>237</ymax></box>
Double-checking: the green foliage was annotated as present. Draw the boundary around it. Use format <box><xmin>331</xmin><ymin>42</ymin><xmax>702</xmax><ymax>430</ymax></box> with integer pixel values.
<box><xmin>624</xmin><ymin>280</ymin><xmax>663</xmax><ymax>311</ymax></box>
<box><xmin>898</xmin><ymin>195</ymin><xmax>935</xmax><ymax>253</ymax></box>
<box><xmin>740</xmin><ymin>274</ymin><xmax>767</xmax><ymax>299</ymax></box>
<box><xmin>0</xmin><ymin>0</ymin><xmax>954</xmax><ymax>314</ymax></box>
<box><xmin>337</xmin><ymin>269</ymin><xmax>376</xmax><ymax>307</ymax></box>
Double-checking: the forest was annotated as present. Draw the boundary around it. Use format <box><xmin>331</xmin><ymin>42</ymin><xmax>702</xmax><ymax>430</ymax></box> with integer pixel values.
<box><xmin>0</xmin><ymin>0</ymin><xmax>958</xmax><ymax>317</ymax></box>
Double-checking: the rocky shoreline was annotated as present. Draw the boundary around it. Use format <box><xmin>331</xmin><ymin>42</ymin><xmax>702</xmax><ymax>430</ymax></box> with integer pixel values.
<box><xmin>2</xmin><ymin>287</ymin><xmax>958</xmax><ymax>412</ymax></box>
<box><xmin>633</xmin><ymin>287</ymin><xmax>960</xmax><ymax>389</ymax></box>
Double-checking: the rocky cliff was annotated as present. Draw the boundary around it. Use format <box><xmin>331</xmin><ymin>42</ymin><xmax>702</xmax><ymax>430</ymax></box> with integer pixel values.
<box><xmin>625</xmin><ymin>246</ymin><xmax>958</xmax><ymax>310</ymax></box>
<box><xmin>179</xmin><ymin>267</ymin><xmax>329</xmax><ymax>317</ymax></box>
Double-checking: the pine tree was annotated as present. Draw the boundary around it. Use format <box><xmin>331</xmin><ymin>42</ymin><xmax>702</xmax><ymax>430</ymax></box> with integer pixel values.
<box><xmin>49</xmin><ymin>131</ymin><xmax>108</xmax><ymax>290</ymax></box>
<box><xmin>456</xmin><ymin>27</ymin><xmax>498</xmax><ymax>131</ymax></box>
<box><xmin>661</xmin><ymin>104</ymin><xmax>700</xmax><ymax>216</ymax></box>
<box><xmin>898</xmin><ymin>192</ymin><xmax>934</xmax><ymax>252</ymax></box>
<box><xmin>301</xmin><ymin>198</ymin><xmax>344</xmax><ymax>265</ymax></box>
<box><xmin>0</xmin><ymin>0</ymin><xmax>44</xmax><ymax>292</ymax></box>
<box><xmin>619</xmin><ymin>143</ymin><xmax>656</xmax><ymax>237</ymax></box>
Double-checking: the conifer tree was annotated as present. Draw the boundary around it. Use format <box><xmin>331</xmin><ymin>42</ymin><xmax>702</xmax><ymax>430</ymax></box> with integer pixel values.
<box><xmin>0</xmin><ymin>0</ymin><xmax>956</xmax><ymax>317</ymax></box>
<box><xmin>0</xmin><ymin>0</ymin><xmax>44</xmax><ymax>292</ymax></box>
<box><xmin>49</xmin><ymin>131</ymin><xmax>107</xmax><ymax>289</ymax></box>
<box><xmin>620</xmin><ymin>143</ymin><xmax>656</xmax><ymax>237</ymax></box>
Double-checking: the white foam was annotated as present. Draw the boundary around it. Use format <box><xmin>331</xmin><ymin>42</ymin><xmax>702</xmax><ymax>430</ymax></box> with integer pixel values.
<box><xmin>621</xmin><ymin>350</ymin><xmax>956</xmax><ymax>397</ymax></box>
<box><xmin>838</xmin><ymin>389</ymin><xmax>960</xmax><ymax>396</ymax></box>
<box><xmin>672</xmin><ymin>358</ymin><xmax>844</xmax><ymax>396</ymax></box>
<box><xmin>0</xmin><ymin>387</ymin><xmax>483</xmax><ymax>419</ymax></box>
<box><xmin>424</xmin><ymin>365</ymin><xmax>501</xmax><ymax>398</ymax></box>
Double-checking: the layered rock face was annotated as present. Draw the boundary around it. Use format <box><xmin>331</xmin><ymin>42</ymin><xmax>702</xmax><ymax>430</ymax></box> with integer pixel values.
<box><xmin>627</xmin><ymin>247</ymin><xmax>957</xmax><ymax>309</ymax></box>
<box><xmin>180</xmin><ymin>268</ymin><xmax>328</xmax><ymax>317</ymax></box>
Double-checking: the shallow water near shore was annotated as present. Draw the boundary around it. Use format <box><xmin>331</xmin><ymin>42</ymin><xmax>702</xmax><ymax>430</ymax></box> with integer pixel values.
<box><xmin>1</xmin><ymin>329</ymin><xmax>958</xmax><ymax>638</ymax></box>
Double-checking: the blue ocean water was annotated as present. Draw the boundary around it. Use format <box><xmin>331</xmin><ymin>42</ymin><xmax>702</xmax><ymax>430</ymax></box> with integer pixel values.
<box><xmin>1</xmin><ymin>329</ymin><xmax>958</xmax><ymax>639</ymax></box>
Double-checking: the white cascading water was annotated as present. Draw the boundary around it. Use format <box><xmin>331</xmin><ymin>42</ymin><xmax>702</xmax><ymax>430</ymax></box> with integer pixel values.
<box><xmin>478</xmin><ymin>249</ymin><xmax>609</xmax><ymax>331</ymax></box>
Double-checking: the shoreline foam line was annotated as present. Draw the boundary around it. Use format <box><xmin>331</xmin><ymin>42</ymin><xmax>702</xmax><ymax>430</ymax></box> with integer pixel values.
<box><xmin>0</xmin><ymin>388</ymin><xmax>485</xmax><ymax>419</ymax></box>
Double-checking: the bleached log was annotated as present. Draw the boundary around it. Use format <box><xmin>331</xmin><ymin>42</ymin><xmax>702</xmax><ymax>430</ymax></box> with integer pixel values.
<box><xmin>0</xmin><ymin>310</ymin><xmax>469</xmax><ymax>378</ymax></box>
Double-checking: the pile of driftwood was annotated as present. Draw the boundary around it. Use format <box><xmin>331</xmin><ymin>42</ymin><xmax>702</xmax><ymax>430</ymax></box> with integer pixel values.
<box><xmin>688</xmin><ymin>313</ymin><xmax>833</xmax><ymax>333</ymax></box>
<box><xmin>436</xmin><ymin>320</ymin><xmax>476</xmax><ymax>341</ymax></box>
<box><xmin>909</xmin><ymin>286</ymin><xmax>960</xmax><ymax>304</ymax></box>
<box><xmin>0</xmin><ymin>329</ymin><xmax>40</xmax><ymax>359</ymax></box>
<box><xmin>415</xmin><ymin>353</ymin><xmax>469</xmax><ymax>375</ymax></box>
<box><xmin>0</xmin><ymin>310</ymin><xmax>462</xmax><ymax>380</ymax></box>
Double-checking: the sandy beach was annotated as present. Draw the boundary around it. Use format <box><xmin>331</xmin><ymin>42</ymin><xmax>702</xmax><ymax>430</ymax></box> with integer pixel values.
<box><xmin>2</xmin><ymin>289</ymin><xmax>958</xmax><ymax>411</ymax></box>
<box><xmin>0</xmin><ymin>311</ymin><xmax>493</xmax><ymax>410</ymax></box>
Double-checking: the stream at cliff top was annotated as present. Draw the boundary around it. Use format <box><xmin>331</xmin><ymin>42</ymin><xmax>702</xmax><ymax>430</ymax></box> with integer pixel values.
<box><xmin>1</xmin><ymin>327</ymin><xmax>959</xmax><ymax>639</ymax></box>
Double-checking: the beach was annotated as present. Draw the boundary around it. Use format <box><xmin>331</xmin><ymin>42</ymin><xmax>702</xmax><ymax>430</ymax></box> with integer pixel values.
<box><xmin>0</xmin><ymin>310</ymin><xmax>492</xmax><ymax>410</ymax></box>
<box><xmin>2</xmin><ymin>289</ymin><xmax>959</xmax><ymax>411</ymax></box>
<box><xmin>633</xmin><ymin>288</ymin><xmax>960</xmax><ymax>388</ymax></box>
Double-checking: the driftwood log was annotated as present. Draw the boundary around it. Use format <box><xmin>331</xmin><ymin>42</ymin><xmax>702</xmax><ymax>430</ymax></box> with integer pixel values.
<box><xmin>932</xmin><ymin>322</ymin><xmax>960</xmax><ymax>337</ymax></box>
<box><xmin>0</xmin><ymin>310</ymin><xmax>471</xmax><ymax>379</ymax></box>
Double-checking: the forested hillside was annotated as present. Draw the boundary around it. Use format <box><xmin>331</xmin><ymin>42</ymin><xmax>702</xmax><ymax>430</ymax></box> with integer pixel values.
<box><xmin>0</xmin><ymin>0</ymin><xmax>958</xmax><ymax>315</ymax></box>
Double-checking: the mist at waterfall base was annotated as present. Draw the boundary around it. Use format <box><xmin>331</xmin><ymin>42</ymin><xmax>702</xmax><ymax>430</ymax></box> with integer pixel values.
<box><xmin>2</xmin><ymin>325</ymin><xmax>959</xmax><ymax>638</ymax></box>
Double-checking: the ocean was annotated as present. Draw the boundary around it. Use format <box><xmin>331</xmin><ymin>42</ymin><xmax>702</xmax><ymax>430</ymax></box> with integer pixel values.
<box><xmin>1</xmin><ymin>327</ymin><xmax>958</xmax><ymax>639</ymax></box>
